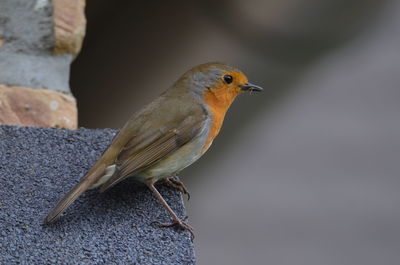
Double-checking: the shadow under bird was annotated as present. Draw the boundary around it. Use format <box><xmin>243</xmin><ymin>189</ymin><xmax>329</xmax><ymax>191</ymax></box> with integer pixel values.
<box><xmin>44</xmin><ymin>62</ymin><xmax>263</xmax><ymax>238</ymax></box>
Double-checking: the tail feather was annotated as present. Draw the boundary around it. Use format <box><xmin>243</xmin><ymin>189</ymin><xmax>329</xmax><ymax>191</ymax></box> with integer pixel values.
<box><xmin>44</xmin><ymin>129</ymin><xmax>126</xmax><ymax>224</ymax></box>
<box><xmin>44</xmin><ymin>166</ymin><xmax>105</xmax><ymax>224</ymax></box>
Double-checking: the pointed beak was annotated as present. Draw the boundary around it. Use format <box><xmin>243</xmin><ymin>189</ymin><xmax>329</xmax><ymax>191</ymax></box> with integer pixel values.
<box><xmin>239</xmin><ymin>82</ymin><xmax>263</xmax><ymax>92</ymax></box>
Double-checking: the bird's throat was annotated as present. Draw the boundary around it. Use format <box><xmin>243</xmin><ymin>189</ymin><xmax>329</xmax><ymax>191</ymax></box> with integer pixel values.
<box><xmin>202</xmin><ymin>86</ymin><xmax>240</xmax><ymax>152</ymax></box>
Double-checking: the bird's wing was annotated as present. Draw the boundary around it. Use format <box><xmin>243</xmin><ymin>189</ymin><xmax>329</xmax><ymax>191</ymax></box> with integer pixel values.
<box><xmin>99</xmin><ymin>117</ymin><xmax>205</xmax><ymax>192</ymax></box>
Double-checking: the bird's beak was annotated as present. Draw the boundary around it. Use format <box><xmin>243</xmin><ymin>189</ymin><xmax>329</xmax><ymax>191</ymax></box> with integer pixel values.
<box><xmin>239</xmin><ymin>82</ymin><xmax>263</xmax><ymax>92</ymax></box>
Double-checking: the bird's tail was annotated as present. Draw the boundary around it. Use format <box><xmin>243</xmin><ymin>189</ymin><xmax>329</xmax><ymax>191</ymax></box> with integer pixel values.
<box><xmin>44</xmin><ymin>166</ymin><xmax>105</xmax><ymax>224</ymax></box>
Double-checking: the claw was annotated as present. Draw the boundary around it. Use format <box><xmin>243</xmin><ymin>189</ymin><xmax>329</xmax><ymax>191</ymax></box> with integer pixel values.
<box><xmin>153</xmin><ymin>219</ymin><xmax>195</xmax><ymax>240</ymax></box>
<box><xmin>162</xmin><ymin>177</ymin><xmax>191</xmax><ymax>200</ymax></box>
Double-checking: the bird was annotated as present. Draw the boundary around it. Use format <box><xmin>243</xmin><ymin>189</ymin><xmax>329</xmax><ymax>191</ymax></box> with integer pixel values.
<box><xmin>44</xmin><ymin>62</ymin><xmax>262</xmax><ymax>238</ymax></box>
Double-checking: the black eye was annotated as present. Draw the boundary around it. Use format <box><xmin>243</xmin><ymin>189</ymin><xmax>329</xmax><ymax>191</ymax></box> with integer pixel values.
<box><xmin>223</xmin><ymin>75</ymin><xmax>233</xmax><ymax>84</ymax></box>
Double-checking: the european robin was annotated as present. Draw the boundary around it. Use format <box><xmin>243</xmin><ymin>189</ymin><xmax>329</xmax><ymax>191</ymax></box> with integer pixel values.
<box><xmin>44</xmin><ymin>62</ymin><xmax>262</xmax><ymax>237</ymax></box>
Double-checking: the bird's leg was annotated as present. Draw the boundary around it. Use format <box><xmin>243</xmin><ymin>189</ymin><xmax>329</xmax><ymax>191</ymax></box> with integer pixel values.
<box><xmin>146</xmin><ymin>180</ymin><xmax>194</xmax><ymax>239</ymax></box>
<box><xmin>160</xmin><ymin>176</ymin><xmax>191</xmax><ymax>200</ymax></box>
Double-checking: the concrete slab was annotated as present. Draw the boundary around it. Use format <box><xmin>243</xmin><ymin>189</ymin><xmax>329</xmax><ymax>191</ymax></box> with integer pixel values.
<box><xmin>0</xmin><ymin>125</ymin><xmax>195</xmax><ymax>264</ymax></box>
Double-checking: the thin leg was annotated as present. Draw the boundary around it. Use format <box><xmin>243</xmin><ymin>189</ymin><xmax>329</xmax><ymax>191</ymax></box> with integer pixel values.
<box><xmin>161</xmin><ymin>177</ymin><xmax>190</xmax><ymax>200</ymax></box>
<box><xmin>146</xmin><ymin>180</ymin><xmax>194</xmax><ymax>239</ymax></box>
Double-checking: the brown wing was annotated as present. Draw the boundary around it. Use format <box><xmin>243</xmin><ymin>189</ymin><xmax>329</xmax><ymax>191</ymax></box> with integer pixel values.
<box><xmin>99</xmin><ymin>118</ymin><xmax>205</xmax><ymax>192</ymax></box>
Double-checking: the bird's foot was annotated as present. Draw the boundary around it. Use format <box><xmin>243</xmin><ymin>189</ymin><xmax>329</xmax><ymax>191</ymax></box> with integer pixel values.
<box><xmin>153</xmin><ymin>217</ymin><xmax>194</xmax><ymax>240</ymax></box>
<box><xmin>162</xmin><ymin>177</ymin><xmax>191</xmax><ymax>200</ymax></box>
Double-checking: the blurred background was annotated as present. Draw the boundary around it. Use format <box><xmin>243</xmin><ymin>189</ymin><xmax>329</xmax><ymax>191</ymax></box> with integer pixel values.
<box><xmin>71</xmin><ymin>0</ymin><xmax>400</xmax><ymax>264</ymax></box>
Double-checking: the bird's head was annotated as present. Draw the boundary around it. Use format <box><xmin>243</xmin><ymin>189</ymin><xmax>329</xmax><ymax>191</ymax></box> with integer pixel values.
<box><xmin>184</xmin><ymin>62</ymin><xmax>262</xmax><ymax>95</ymax></box>
<box><xmin>179</xmin><ymin>62</ymin><xmax>262</xmax><ymax>109</ymax></box>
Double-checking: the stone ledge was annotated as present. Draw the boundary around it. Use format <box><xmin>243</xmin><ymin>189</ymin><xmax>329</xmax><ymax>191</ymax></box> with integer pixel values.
<box><xmin>0</xmin><ymin>126</ymin><xmax>195</xmax><ymax>264</ymax></box>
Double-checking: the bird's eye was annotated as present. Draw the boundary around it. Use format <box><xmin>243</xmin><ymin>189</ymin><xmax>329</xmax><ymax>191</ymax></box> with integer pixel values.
<box><xmin>223</xmin><ymin>75</ymin><xmax>233</xmax><ymax>84</ymax></box>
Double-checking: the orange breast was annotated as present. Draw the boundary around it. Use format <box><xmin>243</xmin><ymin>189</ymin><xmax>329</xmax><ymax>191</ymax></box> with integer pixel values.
<box><xmin>202</xmin><ymin>84</ymin><xmax>241</xmax><ymax>152</ymax></box>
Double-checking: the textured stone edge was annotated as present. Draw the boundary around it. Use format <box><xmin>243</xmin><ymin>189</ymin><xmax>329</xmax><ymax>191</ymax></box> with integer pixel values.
<box><xmin>0</xmin><ymin>125</ymin><xmax>195</xmax><ymax>264</ymax></box>
<box><xmin>0</xmin><ymin>85</ymin><xmax>77</xmax><ymax>129</ymax></box>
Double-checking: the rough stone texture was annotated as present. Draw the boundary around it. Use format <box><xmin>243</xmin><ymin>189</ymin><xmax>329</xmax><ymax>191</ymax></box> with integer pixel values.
<box><xmin>0</xmin><ymin>85</ymin><xmax>77</xmax><ymax>129</ymax></box>
<box><xmin>0</xmin><ymin>0</ymin><xmax>54</xmax><ymax>54</ymax></box>
<box><xmin>53</xmin><ymin>0</ymin><xmax>86</xmax><ymax>55</ymax></box>
<box><xmin>0</xmin><ymin>126</ymin><xmax>195</xmax><ymax>264</ymax></box>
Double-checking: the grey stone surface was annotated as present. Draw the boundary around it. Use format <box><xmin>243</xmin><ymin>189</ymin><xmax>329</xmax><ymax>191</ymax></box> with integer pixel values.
<box><xmin>0</xmin><ymin>0</ymin><xmax>72</xmax><ymax>92</ymax></box>
<box><xmin>0</xmin><ymin>0</ymin><xmax>54</xmax><ymax>54</ymax></box>
<box><xmin>0</xmin><ymin>52</ymin><xmax>72</xmax><ymax>91</ymax></box>
<box><xmin>0</xmin><ymin>126</ymin><xmax>195</xmax><ymax>265</ymax></box>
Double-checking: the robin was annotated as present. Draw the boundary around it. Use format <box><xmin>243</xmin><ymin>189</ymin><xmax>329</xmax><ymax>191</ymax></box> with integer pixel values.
<box><xmin>44</xmin><ymin>62</ymin><xmax>262</xmax><ymax>237</ymax></box>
